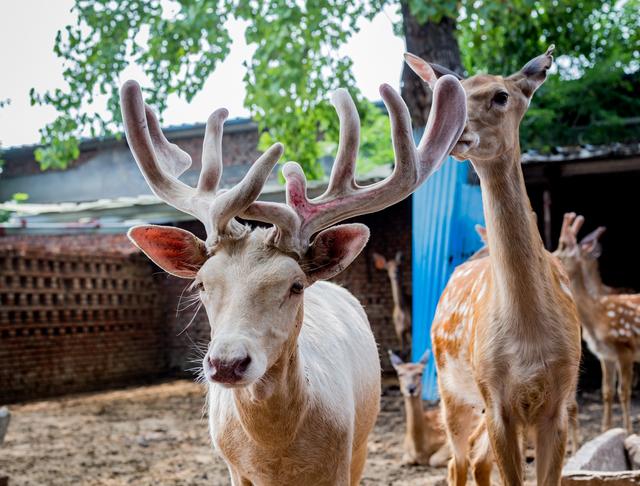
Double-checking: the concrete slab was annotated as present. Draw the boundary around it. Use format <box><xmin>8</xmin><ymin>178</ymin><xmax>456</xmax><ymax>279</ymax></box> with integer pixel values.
<box><xmin>0</xmin><ymin>407</ymin><xmax>10</xmax><ymax>445</ymax></box>
<box><xmin>563</xmin><ymin>428</ymin><xmax>630</xmax><ymax>473</ymax></box>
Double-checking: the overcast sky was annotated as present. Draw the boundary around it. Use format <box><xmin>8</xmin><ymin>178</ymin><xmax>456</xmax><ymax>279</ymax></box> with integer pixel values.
<box><xmin>0</xmin><ymin>1</ymin><xmax>405</xmax><ymax>148</ymax></box>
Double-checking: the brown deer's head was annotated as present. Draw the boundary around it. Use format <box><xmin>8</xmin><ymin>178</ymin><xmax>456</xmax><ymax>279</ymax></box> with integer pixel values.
<box><xmin>405</xmin><ymin>46</ymin><xmax>555</xmax><ymax>166</ymax></box>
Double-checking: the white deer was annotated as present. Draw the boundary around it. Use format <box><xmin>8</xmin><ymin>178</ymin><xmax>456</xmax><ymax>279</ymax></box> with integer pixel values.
<box><xmin>119</xmin><ymin>76</ymin><xmax>466</xmax><ymax>485</ymax></box>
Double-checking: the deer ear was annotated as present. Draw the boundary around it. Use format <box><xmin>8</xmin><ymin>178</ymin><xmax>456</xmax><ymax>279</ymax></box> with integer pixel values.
<box><xmin>388</xmin><ymin>350</ymin><xmax>404</xmax><ymax>369</ymax></box>
<box><xmin>418</xmin><ymin>348</ymin><xmax>431</xmax><ymax>365</ymax></box>
<box><xmin>372</xmin><ymin>252</ymin><xmax>387</xmax><ymax>270</ymax></box>
<box><xmin>580</xmin><ymin>226</ymin><xmax>606</xmax><ymax>259</ymax></box>
<box><xmin>510</xmin><ymin>45</ymin><xmax>555</xmax><ymax>98</ymax></box>
<box><xmin>404</xmin><ymin>53</ymin><xmax>463</xmax><ymax>90</ymax></box>
<box><xmin>128</xmin><ymin>225</ymin><xmax>208</xmax><ymax>278</ymax></box>
<box><xmin>303</xmin><ymin>224</ymin><xmax>370</xmax><ymax>283</ymax></box>
<box><xmin>475</xmin><ymin>224</ymin><xmax>488</xmax><ymax>244</ymax></box>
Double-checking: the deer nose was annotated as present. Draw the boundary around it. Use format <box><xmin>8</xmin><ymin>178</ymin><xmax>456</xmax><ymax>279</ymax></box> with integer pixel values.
<box><xmin>208</xmin><ymin>355</ymin><xmax>252</xmax><ymax>384</ymax></box>
<box><xmin>407</xmin><ymin>384</ymin><xmax>417</xmax><ymax>396</ymax></box>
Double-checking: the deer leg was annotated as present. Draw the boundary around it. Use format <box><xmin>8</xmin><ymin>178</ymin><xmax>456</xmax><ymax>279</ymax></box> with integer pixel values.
<box><xmin>469</xmin><ymin>420</ymin><xmax>492</xmax><ymax>486</ymax></box>
<box><xmin>228</xmin><ymin>467</ymin><xmax>252</xmax><ymax>486</ymax></box>
<box><xmin>567</xmin><ymin>396</ymin><xmax>580</xmax><ymax>454</ymax></box>
<box><xmin>485</xmin><ymin>404</ymin><xmax>522</xmax><ymax>486</ymax></box>
<box><xmin>601</xmin><ymin>359</ymin><xmax>616</xmax><ymax>431</ymax></box>
<box><xmin>349</xmin><ymin>442</ymin><xmax>368</xmax><ymax>486</ymax></box>
<box><xmin>534</xmin><ymin>403</ymin><xmax>568</xmax><ymax>486</ymax></box>
<box><xmin>617</xmin><ymin>356</ymin><xmax>634</xmax><ymax>433</ymax></box>
<box><xmin>441</xmin><ymin>392</ymin><xmax>476</xmax><ymax>486</ymax></box>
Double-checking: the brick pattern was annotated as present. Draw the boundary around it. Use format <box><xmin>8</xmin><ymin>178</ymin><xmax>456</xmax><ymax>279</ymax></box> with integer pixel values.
<box><xmin>0</xmin><ymin>201</ymin><xmax>412</xmax><ymax>402</ymax></box>
<box><xmin>0</xmin><ymin>239</ymin><xmax>165</xmax><ymax>403</ymax></box>
<box><xmin>161</xmin><ymin>200</ymin><xmax>413</xmax><ymax>375</ymax></box>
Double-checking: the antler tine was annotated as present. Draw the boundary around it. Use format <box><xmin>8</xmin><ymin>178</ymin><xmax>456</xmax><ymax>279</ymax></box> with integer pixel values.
<box><xmin>378</xmin><ymin>83</ymin><xmax>420</xmax><ymax>186</ymax></box>
<box><xmin>240</xmin><ymin>77</ymin><xmax>466</xmax><ymax>258</ymax></box>
<box><xmin>120</xmin><ymin>81</ymin><xmax>196</xmax><ymax>215</ymax></box>
<box><xmin>326</xmin><ymin>89</ymin><xmax>359</xmax><ymax>194</ymax></box>
<box><xmin>211</xmin><ymin>143</ymin><xmax>284</xmax><ymax>238</ymax></box>
<box><xmin>198</xmin><ymin>108</ymin><xmax>228</xmax><ymax>192</ymax></box>
<box><xmin>122</xmin><ymin>79</ymin><xmax>284</xmax><ymax>247</ymax></box>
<box><xmin>144</xmin><ymin>105</ymin><xmax>193</xmax><ymax>178</ymax></box>
<box><xmin>241</xmin><ymin>200</ymin><xmax>300</xmax><ymax>250</ymax></box>
<box><xmin>417</xmin><ymin>75</ymin><xmax>467</xmax><ymax>175</ymax></box>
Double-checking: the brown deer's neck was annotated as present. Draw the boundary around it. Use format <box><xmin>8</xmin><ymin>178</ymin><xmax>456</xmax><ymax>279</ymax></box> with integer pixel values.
<box><xmin>389</xmin><ymin>271</ymin><xmax>409</xmax><ymax>311</ymax></box>
<box><xmin>582</xmin><ymin>258</ymin><xmax>605</xmax><ymax>296</ymax></box>
<box><xmin>475</xmin><ymin>147</ymin><xmax>552</xmax><ymax>314</ymax></box>
<box><xmin>566</xmin><ymin>263</ymin><xmax>599</xmax><ymax>333</ymax></box>
<box><xmin>233</xmin><ymin>309</ymin><xmax>308</xmax><ymax>448</ymax></box>
<box><xmin>404</xmin><ymin>395</ymin><xmax>426</xmax><ymax>445</ymax></box>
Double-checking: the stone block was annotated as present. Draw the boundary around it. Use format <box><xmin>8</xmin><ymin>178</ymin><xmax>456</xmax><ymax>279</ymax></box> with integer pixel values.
<box><xmin>624</xmin><ymin>434</ymin><xmax>640</xmax><ymax>469</ymax></box>
<box><xmin>0</xmin><ymin>407</ymin><xmax>10</xmax><ymax>445</ymax></box>
<box><xmin>563</xmin><ymin>428</ymin><xmax>629</xmax><ymax>473</ymax></box>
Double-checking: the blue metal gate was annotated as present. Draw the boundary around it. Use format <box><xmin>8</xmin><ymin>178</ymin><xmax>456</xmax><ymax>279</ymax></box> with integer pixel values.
<box><xmin>412</xmin><ymin>157</ymin><xmax>485</xmax><ymax>400</ymax></box>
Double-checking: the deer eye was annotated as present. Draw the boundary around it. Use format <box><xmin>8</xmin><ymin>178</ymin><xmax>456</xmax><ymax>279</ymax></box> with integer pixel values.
<box><xmin>492</xmin><ymin>91</ymin><xmax>509</xmax><ymax>106</ymax></box>
<box><xmin>290</xmin><ymin>282</ymin><xmax>304</xmax><ymax>295</ymax></box>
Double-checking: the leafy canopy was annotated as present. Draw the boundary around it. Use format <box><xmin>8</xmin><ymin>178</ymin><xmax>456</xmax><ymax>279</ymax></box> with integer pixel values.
<box><xmin>30</xmin><ymin>0</ymin><xmax>639</xmax><ymax>176</ymax></box>
<box><xmin>459</xmin><ymin>0</ymin><xmax>640</xmax><ymax>151</ymax></box>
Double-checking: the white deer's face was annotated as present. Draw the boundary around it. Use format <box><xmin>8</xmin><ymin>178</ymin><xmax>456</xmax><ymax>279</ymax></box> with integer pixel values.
<box><xmin>197</xmin><ymin>232</ymin><xmax>306</xmax><ymax>388</ymax></box>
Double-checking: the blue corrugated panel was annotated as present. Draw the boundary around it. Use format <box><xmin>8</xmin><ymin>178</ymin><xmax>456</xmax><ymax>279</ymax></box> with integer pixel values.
<box><xmin>412</xmin><ymin>156</ymin><xmax>485</xmax><ymax>400</ymax></box>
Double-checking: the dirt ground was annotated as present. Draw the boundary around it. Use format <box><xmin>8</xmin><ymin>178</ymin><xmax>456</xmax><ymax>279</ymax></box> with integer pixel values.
<box><xmin>0</xmin><ymin>379</ymin><xmax>637</xmax><ymax>486</ymax></box>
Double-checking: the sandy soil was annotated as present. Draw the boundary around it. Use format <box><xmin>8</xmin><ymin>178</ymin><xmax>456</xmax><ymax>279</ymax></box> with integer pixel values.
<box><xmin>0</xmin><ymin>379</ymin><xmax>637</xmax><ymax>485</ymax></box>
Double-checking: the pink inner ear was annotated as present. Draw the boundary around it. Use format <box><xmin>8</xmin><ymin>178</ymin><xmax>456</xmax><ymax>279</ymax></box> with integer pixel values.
<box><xmin>305</xmin><ymin>223</ymin><xmax>370</xmax><ymax>283</ymax></box>
<box><xmin>372</xmin><ymin>253</ymin><xmax>387</xmax><ymax>270</ymax></box>
<box><xmin>404</xmin><ymin>53</ymin><xmax>437</xmax><ymax>87</ymax></box>
<box><xmin>128</xmin><ymin>225</ymin><xmax>207</xmax><ymax>278</ymax></box>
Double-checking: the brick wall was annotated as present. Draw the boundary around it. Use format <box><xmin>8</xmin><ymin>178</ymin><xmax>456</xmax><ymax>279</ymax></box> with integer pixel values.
<box><xmin>0</xmin><ymin>235</ymin><xmax>165</xmax><ymax>403</ymax></box>
<box><xmin>0</xmin><ymin>201</ymin><xmax>412</xmax><ymax>403</ymax></box>
<box><xmin>161</xmin><ymin>199</ymin><xmax>413</xmax><ymax>375</ymax></box>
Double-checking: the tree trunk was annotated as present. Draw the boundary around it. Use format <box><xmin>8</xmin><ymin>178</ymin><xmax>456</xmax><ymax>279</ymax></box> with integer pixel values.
<box><xmin>400</xmin><ymin>2</ymin><xmax>464</xmax><ymax>127</ymax></box>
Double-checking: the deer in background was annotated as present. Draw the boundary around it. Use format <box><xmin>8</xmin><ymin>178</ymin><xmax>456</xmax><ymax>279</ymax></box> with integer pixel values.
<box><xmin>406</xmin><ymin>46</ymin><xmax>581</xmax><ymax>485</ymax></box>
<box><xmin>577</xmin><ymin>226</ymin><xmax>636</xmax><ymax>296</ymax></box>
<box><xmin>388</xmin><ymin>349</ymin><xmax>450</xmax><ymax>467</ymax></box>
<box><xmin>468</xmin><ymin>224</ymin><xmax>489</xmax><ymax>261</ymax></box>
<box><xmin>120</xmin><ymin>72</ymin><xmax>466</xmax><ymax>485</ymax></box>
<box><xmin>555</xmin><ymin>213</ymin><xmax>640</xmax><ymax>433</ymax></box>
<box><xmin>374</xmin><ymin>252</ymin><xmax>412</xmax><ymax>353</ymax></box>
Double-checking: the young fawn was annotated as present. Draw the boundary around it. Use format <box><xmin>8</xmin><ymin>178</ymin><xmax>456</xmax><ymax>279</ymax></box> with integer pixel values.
<box><xmin>120</xmin><ymin>72</ymin><xmax>465</xmax><ymax>485</ymax></box>
<box><xmin>374</xmin><ymin>252</ymin><xmax>412</xmax><ymax>354</ymax></box>
<box><xmin>406</xmin><ymin>46</ymin><xmax>581</xmax><ymax>485</ymax></box>
<box><xmin>389</xmin><ymin>350</ymin><xmax>450</xmax><ymax>467</ymax></box>
<box><xmin>555</xmin><ymin>213</ymin><xmax>640</xmax><ymax>432</ymax></box>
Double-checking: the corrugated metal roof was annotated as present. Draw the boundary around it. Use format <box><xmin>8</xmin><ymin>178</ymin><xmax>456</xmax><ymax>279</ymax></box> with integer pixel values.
<box><xmin>522</xmin><ymin>142</ymin><xmax>640</xmax><ymax>164</ymax></box>
<box><xmin>0</xmin><ymin>116</ymin><xmax>256</xmax><ymax>159</ymax></box>
<box><xmin>412</xmin><ymin>156</ymin><xmax>485</xmax><ymax>400</ymax></box>
<box><xmin>0</xmin><ymin>165</ymin><xmax>393</xmax><ymax>234</ymax></box>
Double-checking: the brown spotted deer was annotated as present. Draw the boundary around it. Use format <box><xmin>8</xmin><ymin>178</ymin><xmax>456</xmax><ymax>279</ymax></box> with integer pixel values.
<box><xmin>388</xmin><ymin>349</ymin><xmax>450</xmax><ymax>467</ymax></box>
<box><xmin>374</xmin><ymin>252</ymin><xmax>412</xmax><ymax>353</ymax></box>
<box><xmin>120</xmin><ymin>74</ymin><xmax>466</xmax><ymax>485</ymax></box>
<box><xmin>405</xmin><ymin>46</ymin><xmax>582</xmax><ymax>486</ymax></box>
<box><xmin>555</xmin><ymin>212</ymin><xmax>640</xmax><ymax>432</ymax></box>
<box><xmin>577</xmin><ymin>226</ymin><xmax>636</xmax><ymax>296</ymax></box>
